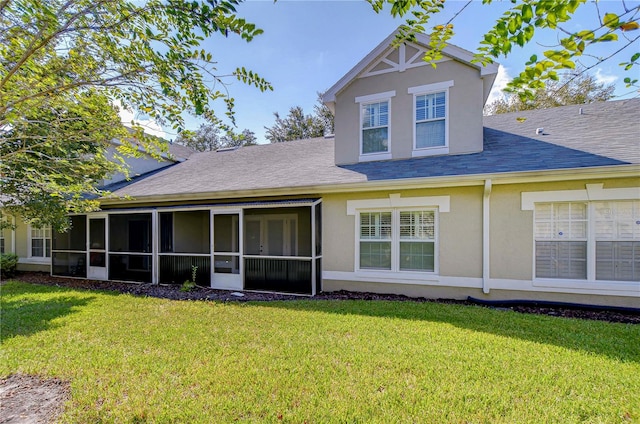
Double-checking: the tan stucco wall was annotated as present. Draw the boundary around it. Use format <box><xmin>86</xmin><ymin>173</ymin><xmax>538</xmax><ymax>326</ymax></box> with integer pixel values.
<box><xmin>334</xmin><ymin>59</ymin><xmax>485</xmax><ymax>165</ymax></box>
<box><xmin>490</xmin><ymin>177</ymin><xmax>640</xmax><ymax>280</ymax></box>
<box><xmin>321</xmin><ymin>185</ymin><xmax>484</xmax><ymax>278</ymax></box>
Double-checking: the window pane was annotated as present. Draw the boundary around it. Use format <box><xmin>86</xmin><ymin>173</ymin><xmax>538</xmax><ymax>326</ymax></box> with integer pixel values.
<box><xmin>400</xmin><ymin>211</ymin><xmax>434</xmax><ymax>240</ymax></box>
<box><xmin>362</xmin><ymin>101</ymin><xmax>388</xmax><ymax>128</ymax></box>
<box><xmin>536</xmin><ymin>241</ymin><xmax>587</xmax><ymax>279</ymax></box>
<box><xmin>400</xmin><ymin>242</ymin><xmax>434</xmax><ymax>271</ymax></box>
<box><xmin>32</xmin><ymin>239</ymin><xmax>43</xmax><ymax>257</ymax></box>
<box><xmin>360</xmin><ymin>212</ymin><xmax>391</xmax><ymax>240</ymax></box>
<box><xmin>416</xmin><ymin>120</ymin><xmax>445</xmax><ymax>148</ymax></box>
<box><xmin>214</xmin><ymin>214</ymin><xmax>239</xmax><ymax>253</ymax></box>
<box><xmin>362</xmin><ymin>127</ymin><xmax>388</xmax><ymax>154</ymax></box>
<box><xmin>595</xmin><ymin>200</ymin><xmax>640</xmax><ymax>240</ymax></box>
<box><xmin>214</xmin><ymin>255</ymin><xmax>240</xmax><ymax>274</ymax></box>
<box><xmin>535</xmin><ymin>203</ymin><xmax>587</xmax><ymax>240</ymax></box>
<box><xmin>596</xmin><ymin>241</ymin><xmax>640</xmax><ymax>281</ymax></box>
<box><xmin>360</xmin><ymin>241</ymin><xmax>391</xmax><ymax>270</ymax></box>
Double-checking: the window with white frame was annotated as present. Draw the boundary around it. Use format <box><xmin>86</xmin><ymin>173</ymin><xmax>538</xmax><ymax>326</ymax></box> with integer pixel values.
<box><xmin>415</xmin><ymin>92</ymin><xmax>446</xmax><ymax>148</ymax></box>
<box><xmin>30</xmin><ymin>226</ymin><xmax>51</xmax><ymax>258</ymax></box>
<box><xmin>408</xmin><ymin>81</ymin><xmax>452</xmax><ymax>155</ymax></box>
<box><xmin>0</xmin><ymin>230</ymin><xmax>5</xmax><ymax>254</ymax></box>
<box><xmin>361</xmin><ymin>101</ymin><xmax>389</xmax><ymax>155</ymax></box>
<box><xmin>534</xmin><ymin>200</ymin><xmax>639</xmax><ymax>281</ymax></box>
<box><xmin>359</xmin><ymin>209</ymin><xmax>436</xmax><ymax>272</ymax></box>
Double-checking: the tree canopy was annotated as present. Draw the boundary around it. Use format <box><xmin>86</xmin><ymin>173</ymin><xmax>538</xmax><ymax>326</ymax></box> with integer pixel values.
<box><xmin>0</xmin><ymin>0</ymin><xmax>271</xmax><ymax>229</ymax></box>
<box><xmin>373</xmin><ymin>0</ymin><xmax>639</xmax><ymax>98</ymax></box>
<box><xmin>485</xmin><ymin>70</ymin><xmax>616</xmax><ymax>114</ymax></box>
<box><xmin>175</xmin><ymin>126</ymin><xmax>257</xmax><ymax>152</ymax></box>
<box><xmin>265</xmin><ymin>94</ymin><xmax>334</xmax><ymax>143</ymax></box>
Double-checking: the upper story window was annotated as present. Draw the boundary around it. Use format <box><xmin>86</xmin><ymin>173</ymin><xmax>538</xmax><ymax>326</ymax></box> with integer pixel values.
<box><xmin>416</xmin><ymin>92</ymin><xmax>446</xmax><ymax>148</ymax></box>
<box><xmin>356</xmin><ymin>90</ymin><xmax>395</xmax><ymax>162</ymax></box>
<box><xmin>362</xmin><ymin>101</ymin><xmax>389</xmax><ymax>154</ymax></box>
<box><xmin>29</xmin><ymin>225</ymin><xmax>51</xmax><ymax>259</ymax></box>
<box><xmin>409</xmin><ymin>80</ymin><xmax>453</xmax><ymax>157</ymax></box>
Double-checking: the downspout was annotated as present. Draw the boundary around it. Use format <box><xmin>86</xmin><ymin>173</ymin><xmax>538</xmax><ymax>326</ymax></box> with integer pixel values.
<box><xmin>482</xmin><ymin>179</ymin><xmax>492</xmax><ymax>294</ymax></box>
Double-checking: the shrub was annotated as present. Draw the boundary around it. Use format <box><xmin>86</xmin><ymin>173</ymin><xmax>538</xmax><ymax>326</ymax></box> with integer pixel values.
<box><xmin>0</xmin><ymin>253</ymin><xmax>19</xmax><ymax>278</ymax></box>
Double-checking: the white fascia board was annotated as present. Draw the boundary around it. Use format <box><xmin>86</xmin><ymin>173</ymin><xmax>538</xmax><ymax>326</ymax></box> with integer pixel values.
<box><xmin>100</xmin><ymin>165</ymin><xmax>640</xmax><ymax>207</ymax></box>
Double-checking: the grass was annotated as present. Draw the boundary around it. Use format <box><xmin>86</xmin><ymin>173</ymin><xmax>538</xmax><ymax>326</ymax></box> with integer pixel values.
<box><xmin>1</xmin><ymin>281</ymin><xmax>639</xmax><ymax>423</ymax></box>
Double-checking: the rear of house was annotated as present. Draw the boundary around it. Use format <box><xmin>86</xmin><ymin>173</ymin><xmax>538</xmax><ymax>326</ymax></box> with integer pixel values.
<box><xmin>3</xmin><ymin>29</ymin><xmax>638</xmax><ymax>307</ymax></box>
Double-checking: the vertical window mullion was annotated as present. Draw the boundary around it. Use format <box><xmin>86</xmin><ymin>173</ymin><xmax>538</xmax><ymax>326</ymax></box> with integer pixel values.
<box><xmin>391</xmin><ymin>209</ymin><xmax>399</xmax><ymax>272</ymax></box>
<box><xmin>587</xmin><ymin>202</ymin><xmax>596</xmax><ymax>281</ymax></box>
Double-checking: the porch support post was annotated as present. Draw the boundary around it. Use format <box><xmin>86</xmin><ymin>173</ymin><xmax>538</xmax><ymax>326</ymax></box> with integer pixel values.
<box><xmin>311</xmin><ymin>204</ymin><xmax>316</xmax><ymax>296</ymax></box>
<box><xmin>152</xmin><ymin>209</ymin><xmax>158</xmax><ymax>285</ymax></box>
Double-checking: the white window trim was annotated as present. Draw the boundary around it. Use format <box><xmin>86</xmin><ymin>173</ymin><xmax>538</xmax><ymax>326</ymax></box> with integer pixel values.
<box><xmin>356</xmin><ymin>91</ymin><xmax>395</xmax><ymax>161</ymax></box>
<box><xmin>348</xmin><ymin>194</ymin><xmax>451</xmax><ymax>276</ymax></box>
<box><xmin>0</xmin><ymin>215</ymin><xmax>15</xmax><ymax>254</ymax></box>
<box><xmin>523</xmin><ymin>185</ymin><xmax>640</xmax><ymax>291</ymax></box>
<box><xmin>409</xmin><ymin>80</ymin><xmax>453</xmax><ymax>158</ymax></box>
<box><xmin>26</xmin><ymin>224</ymin><xmax>52</xmax><ymax>264</ymax></box>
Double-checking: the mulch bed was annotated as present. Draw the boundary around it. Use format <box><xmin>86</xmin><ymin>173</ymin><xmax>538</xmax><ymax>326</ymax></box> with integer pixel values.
<box><xmin>9</xmin><ymin>272</ymin><xmax>640</xmax><ymax>324</ymax></box>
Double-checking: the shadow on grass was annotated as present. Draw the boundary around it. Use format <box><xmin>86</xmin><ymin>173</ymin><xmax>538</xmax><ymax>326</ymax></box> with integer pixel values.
<box><xmin>1</xmin><ymin>283</ymin><xmax>97</xmax><ymax>341</ymax></box>
<box><xmin>255</xmin><ymin>300</ymin><xmax>640</xmax><ymax>364</ymax></box>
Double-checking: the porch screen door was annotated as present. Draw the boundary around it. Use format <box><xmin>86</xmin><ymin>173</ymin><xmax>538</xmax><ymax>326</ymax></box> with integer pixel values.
<box><xmin>88</xmin><ymin>217</ymin><xmax>107</xmax><ymax>280</ymax></box>
<box><xmin>212</xmin><ymin>212</ymin><xmax>242</xmax><ymax>290</ymax></box>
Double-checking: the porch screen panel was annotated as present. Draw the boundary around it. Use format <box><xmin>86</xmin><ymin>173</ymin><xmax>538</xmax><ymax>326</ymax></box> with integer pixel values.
<box><xmin>52</xmin><ymin>215</ymin><xmax>87</xmax><ymax>277</ymax></box>
<box><xmin>109</xmin><ymin>213</ymin><xmax>152</xmax><ymax>253</ymax></box>
<box><xmin>108</xmin><ymin>213</ymin><xmax>153</xmax><ymax>283</ymax></box>
<box><xmin>213</xmin><ymin>214</ymin><xmax>240</xmax><ymax>275</ymax></box>
<box><xmin>315</xmin><ymin>203</ymin><xmax>322</xmax><ymax>256</ymax></box>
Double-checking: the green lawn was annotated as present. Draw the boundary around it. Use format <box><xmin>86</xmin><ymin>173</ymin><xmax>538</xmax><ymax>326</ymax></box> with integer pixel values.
<box><xmin>1</xmin><ymin>281</ymin><xmax>639</xmax><ymax>423</ymax></box>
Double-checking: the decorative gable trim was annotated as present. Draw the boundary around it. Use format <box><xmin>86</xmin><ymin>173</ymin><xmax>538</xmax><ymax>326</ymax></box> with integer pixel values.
<box><xmin>360</xmin><ymin>42</ymin><xmax>451</xmax><ymax>78</ymax></box>
<box><xmin>322</xmin><ymin>28</ymin><xmax>499</xmax><ymax>104</ymax></box>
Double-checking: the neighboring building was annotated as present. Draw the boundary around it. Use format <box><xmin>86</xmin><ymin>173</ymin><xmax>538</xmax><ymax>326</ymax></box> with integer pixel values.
<box><xmin>4</xmin><ymin>29</ymin><xmax>639</xmax><ymax>307</ymax></box>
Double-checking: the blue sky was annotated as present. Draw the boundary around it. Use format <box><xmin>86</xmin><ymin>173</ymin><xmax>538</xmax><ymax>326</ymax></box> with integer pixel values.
<box><xmin>126</xmin><ymin>0</ymin><xmax>639</xmax><ymax>143</ymax></box>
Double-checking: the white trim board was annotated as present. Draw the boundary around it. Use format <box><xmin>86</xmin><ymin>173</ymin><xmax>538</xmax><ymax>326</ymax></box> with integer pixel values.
<box><xmin>323</xmin><ymin>271</ymin><xmax>482</xmax><ymax>288</ymax></box>
<box><xmin>347</xmin><ymin>194</ymin><xmax>450</xmax><ymax>215</ymax></box>
<box><xmin>522</xmin><ymin>184</ymin><xmax>640</xmax><ymax>210</ymax></box>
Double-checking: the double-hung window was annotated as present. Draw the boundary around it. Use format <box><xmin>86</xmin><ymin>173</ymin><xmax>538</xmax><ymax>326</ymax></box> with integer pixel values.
<box><xmin>30</xmin><ymin>226</ymin><xmax>51</xmax><ymax>259</ymax></box>
<box><xmin>534</xmin><ymin>200</ymin><xmax>639</xmax><ymax>282</ymax></box>
<box><xmin>415</xmin><ymin>92</ymin><xmax>446</xmax><ymax>148</ymax></box>
<box><xmin>356</xmin><ymin>91</ymin><xmax>395</xmax><ymax>160</ymax></box>
<box><xmin>409</xmin><ymin>81</ymin><xmax>453</xmax><ymax>157</ymax></box>
<box><xmin>359</xmin><ymin>209</ymin><xmax>436</xmax><ymax>272</ymax></box>
<box><xmin>362</xmin><ymin>101</ymin><xmax>389</xmax><ymax>154</ymax></box>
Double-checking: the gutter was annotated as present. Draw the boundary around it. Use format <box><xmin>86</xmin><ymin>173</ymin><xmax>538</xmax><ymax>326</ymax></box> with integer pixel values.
<box><xmin>482</xmin><ymin>179</ymin><xmax>492</xmax><ymax>294</ymax></box>
<box><xmin>99</xmin><ymin>164</ymin><xmax>640</xmax><ymax>207</ymax></box>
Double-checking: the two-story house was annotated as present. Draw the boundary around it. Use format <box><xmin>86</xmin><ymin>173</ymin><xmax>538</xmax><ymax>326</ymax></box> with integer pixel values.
<box><xmin>3</xmin><ymin>29</ymin><xmax>639</xmax><ymax>307</ymax></box>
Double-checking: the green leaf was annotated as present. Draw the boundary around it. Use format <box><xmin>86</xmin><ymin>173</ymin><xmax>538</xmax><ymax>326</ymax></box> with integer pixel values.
<box><xmin>522</xmin><ymin>4</ymin><xmax>533</xmax><ymax>22</ymax></box>
<box><xmin>603</xmin><ymin>13</ymin><xmax>619</xmax><ymax>29</ymax></box>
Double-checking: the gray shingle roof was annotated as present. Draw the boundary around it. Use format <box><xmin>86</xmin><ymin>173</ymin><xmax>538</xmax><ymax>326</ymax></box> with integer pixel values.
<box><xmin>111</xmin><ymin>99</ymin><xmax>639</xmax><ymax>199</ymax></box>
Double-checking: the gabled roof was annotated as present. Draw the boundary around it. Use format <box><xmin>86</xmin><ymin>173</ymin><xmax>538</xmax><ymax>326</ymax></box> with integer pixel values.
<box><xmin>322</xmin><ymin>28</ymin><xmax>499</xmax><ymax>106</ymax></box>
<box><xmin>106</xmin><ymin>99</ymin><xmax>639</xmax><ymax>203</ymax></box>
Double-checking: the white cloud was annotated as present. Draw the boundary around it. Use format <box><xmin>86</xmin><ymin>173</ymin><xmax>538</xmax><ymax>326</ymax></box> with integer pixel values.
<box><xmin>486</xmin><ymin>65</ymin><xmax>511</xmax><ymax>105</ymax></box>
<box><xmin>116</xmin><ymin>101</ymin><xmax>167</xmax><ymax>139</ymax></box>
<box><xmin>594</xmin><ymin>68</ymin><xmax>618</xmax><ymax>85</ymax></box>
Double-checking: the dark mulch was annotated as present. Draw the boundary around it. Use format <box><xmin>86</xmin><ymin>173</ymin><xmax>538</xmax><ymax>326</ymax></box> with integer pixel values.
<box><xmin>8</xmin><ymin>272</ymin><xmax>640</xmax><ymax>324</ymax></box>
